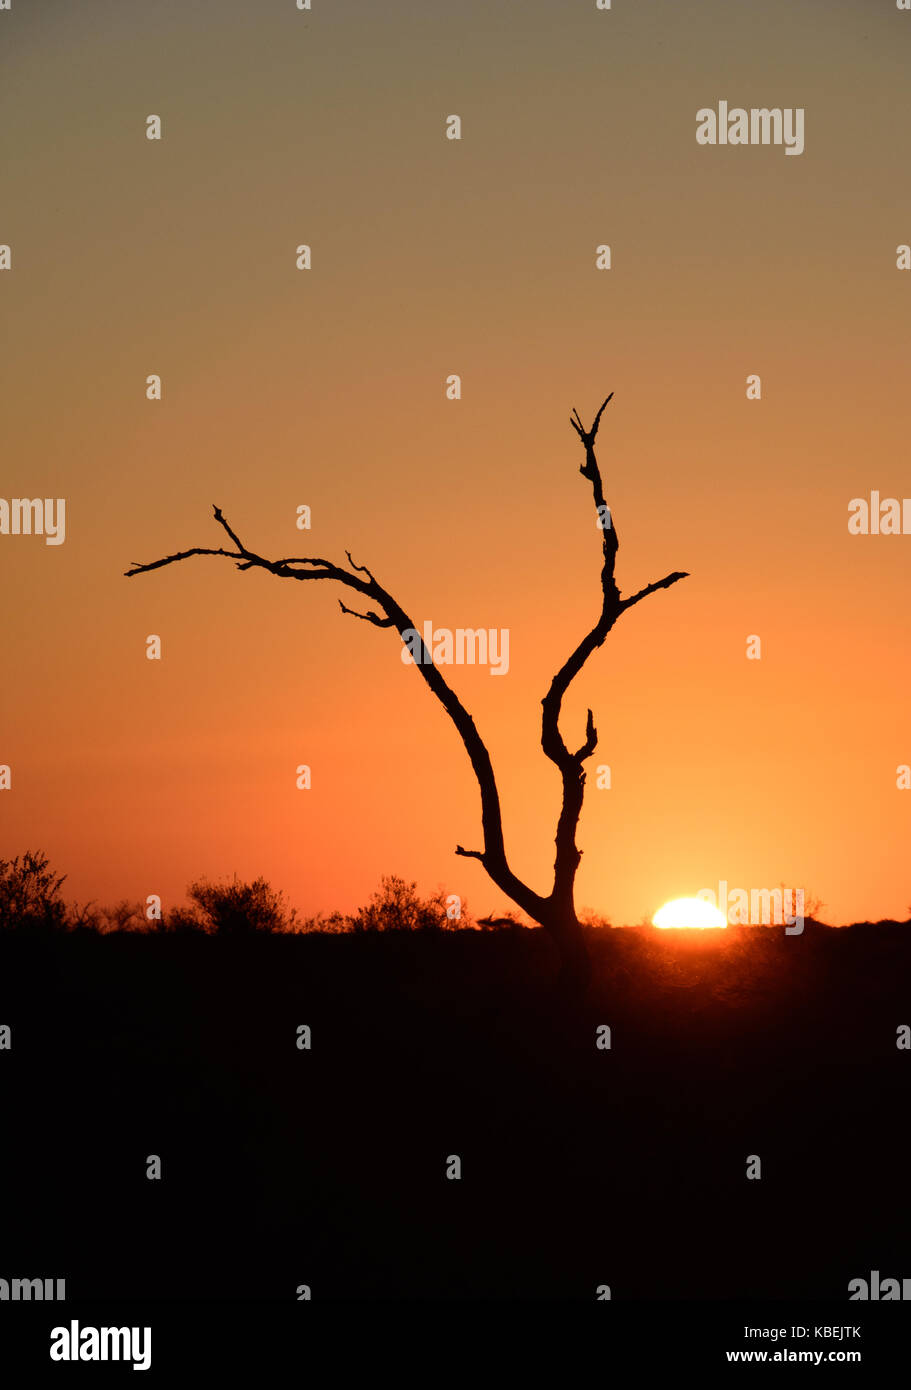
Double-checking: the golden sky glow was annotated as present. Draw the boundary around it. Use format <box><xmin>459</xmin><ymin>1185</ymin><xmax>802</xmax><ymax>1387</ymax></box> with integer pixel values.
<box><xmin>2</xmin><ymin>1</ymin><xmax>910</xmax><ymax>925</ymax></box>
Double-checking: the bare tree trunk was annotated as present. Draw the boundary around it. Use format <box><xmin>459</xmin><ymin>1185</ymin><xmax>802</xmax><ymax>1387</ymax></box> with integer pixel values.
<box><xmin>542</xmin><ymin>901</ymin><xmax>591</xmax><ymax>991</ymax></box>
<box><xmin>126</xmin><ymin>395</ymin><xmax>687</xmax><ymax>991</ymax></box>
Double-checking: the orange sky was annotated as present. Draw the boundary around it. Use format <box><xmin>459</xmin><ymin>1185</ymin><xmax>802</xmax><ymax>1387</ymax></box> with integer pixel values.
<box><xmin>2</xmin><ymin>0</ymin><xmax>910</xmax><ymax>926</ymax></box>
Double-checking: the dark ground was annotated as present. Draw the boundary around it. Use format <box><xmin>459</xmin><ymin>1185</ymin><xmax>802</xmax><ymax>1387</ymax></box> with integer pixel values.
<box><xmin>1</xmin><ymin>922</ymin><xmax>908</xmax><ymax>1301</ymax></box>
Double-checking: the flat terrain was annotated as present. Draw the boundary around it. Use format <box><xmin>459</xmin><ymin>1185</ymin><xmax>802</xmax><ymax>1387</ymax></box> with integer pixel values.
<box><xmin>1</xmin><ymin>923</ymin><xmax>908</xmax><ymax>1300</ymax></box>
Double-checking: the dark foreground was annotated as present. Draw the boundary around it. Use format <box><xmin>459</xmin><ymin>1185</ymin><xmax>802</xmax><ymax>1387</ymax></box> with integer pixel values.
<box><xmin>1</xmin><ymin>922</ymin><xmax>908</xmax><ymax>1302</ymax></box>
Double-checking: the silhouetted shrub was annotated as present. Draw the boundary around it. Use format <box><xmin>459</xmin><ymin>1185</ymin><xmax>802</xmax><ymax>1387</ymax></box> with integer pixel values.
<box><xmin>156</xmin><ymin>906</ymin><xmax>209</xmax><ymax>935</ymax></box>
<box><xmin>295</xmin><ymin>910</ymin><xmax>353</xmax><ymax>934</ymax></box>
<box><xmin>70</xmin><ymin>899</ymin><xmax>148</xmax><ymax>933</ymax></box>
<box><xmin>352</xmin><ymin>875</ymin><xmax>467</xmax><ymax>932</ymax></box>
<box><xmin>173</xmin><ymin>875</ymin><xmax>297</xmax><ymax>935</ymax></box>
<box><xmin>477</xmin><ymin>911</ymin><xmax>526</xmax><ymax>931</ymax></box>
<box><xmin>579</xmin><ymin>907</ymin><xmax>611</xmax><ymax>929</ymax></box>
<box><xmin>0</xmin><ymin>850</ymin><xmax>68</xmax><ymax>932</ymax></box>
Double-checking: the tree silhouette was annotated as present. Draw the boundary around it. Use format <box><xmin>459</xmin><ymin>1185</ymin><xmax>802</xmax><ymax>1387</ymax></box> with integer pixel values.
<box><xmin>0</xmin><ymin>850</ymin><xmax>68</xmax><ymax>932</ymax></box>
<box><xmin>126</xmin><ymin>396</ymin><xmax>688</xmax><ymax>986</ymax></box>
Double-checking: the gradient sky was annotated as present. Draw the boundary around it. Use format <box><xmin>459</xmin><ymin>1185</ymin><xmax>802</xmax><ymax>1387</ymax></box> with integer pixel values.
<box><xmin>2</xmin><ymin>0</ymin><xmax>910</xmax><ymax>926</ymax></box>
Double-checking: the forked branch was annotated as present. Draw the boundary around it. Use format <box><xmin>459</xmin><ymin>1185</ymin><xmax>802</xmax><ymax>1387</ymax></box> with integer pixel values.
<box><xmin>542</xmin><ymin>395</ymin><xmax>688</xmax><ymax>905</ymax></box>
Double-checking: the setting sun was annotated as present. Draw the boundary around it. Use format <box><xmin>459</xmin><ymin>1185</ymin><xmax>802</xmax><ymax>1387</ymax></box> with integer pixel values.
<box><xmin>652</xmin><ymin>897</ymin><xmax>728</xmax><ymax>930</ymax></box>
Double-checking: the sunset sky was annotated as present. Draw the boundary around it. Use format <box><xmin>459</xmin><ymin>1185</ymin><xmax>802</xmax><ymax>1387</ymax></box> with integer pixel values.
<box><xmin>2</xmin><ymin>0</ymin><xmax>910</xmax><ymax>927</ymax></box>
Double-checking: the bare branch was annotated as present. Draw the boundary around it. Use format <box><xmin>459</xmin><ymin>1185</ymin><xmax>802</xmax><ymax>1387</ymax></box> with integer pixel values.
<box><xmin>272</xmin><ymin>557</ymin><xmax>350</xmax><ymax>571</ymax></box>
<box><xmin>572</xmin><ymin>708</ymin><xmax>598</xmax><ymax>762</ymax></box>
<box><xmin>542</xmin><ymin>394</ymin><xmax>686</xmax><ymax>912</ymax></box>
<box><xmin>542</xmin><ymin>397</ymin><xmax>620</xmax><ymax>776</ymax></box>
<box><xmin>620</xmin><ymin>571</ymin><xmax>690</xmax><ymax>612</ymax></box>
<box><xmin>338</xmin><ymin>600</ymin><xmax>395</xmax><ymax>628</ymax></box>
<box><xmin>212</xmin><ymin>505</ymin><xmax>246</xmax><ymax>553</ymax></box>
<box><xmin>125</xmin><ymin>546</ymin><xmax>241</xmax><ymax>577</ymax></box>
<box><xmin>268</xmin><ymin>556</ymin><xmax>343</xmax><ymax>567</ymax></box>
<box><xmin>455</xmin><ymin>846</ymin><xmax>485</xmax><ymax>862</ymax></box>
<box><xmin>125</xmin><ymin>505</ymin><xmax>549</xmax><ymax>925</ymax></box>
<box><xmin>345</xmin><ymin>550</ymin><xmax>377</xmax><ymax>583</ymax></box>
<box><xmin>570</xmin><ymin>392</ymin><xmax>613</xmax><ymax>447</ymax></box>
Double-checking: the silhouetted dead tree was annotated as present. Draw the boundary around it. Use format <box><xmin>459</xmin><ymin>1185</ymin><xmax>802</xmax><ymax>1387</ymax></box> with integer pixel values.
<box><xmin>126</xmin><ymin>396</ymin><xmax>687</xmax><ymax>987</ymax></box>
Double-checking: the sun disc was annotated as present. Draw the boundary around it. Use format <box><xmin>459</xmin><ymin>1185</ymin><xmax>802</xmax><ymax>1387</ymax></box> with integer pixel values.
<box><xmin>652</xmin><ymin>896</ymin><xmax>727</xmax><ymax>930</ymax></box>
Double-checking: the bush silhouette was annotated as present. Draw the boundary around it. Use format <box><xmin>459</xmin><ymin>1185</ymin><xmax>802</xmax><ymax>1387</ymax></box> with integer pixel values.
<box><xmin>70</xmin><ymin>899</ymin><xmax>148</xmax><ymax>934</ymax></box>
<box><xmin>0</xmin><ymin>850</ymin><xmax>67</xmax><ymax>933</ymax></box>
<box><xmin>352</xmin><ymin>875</ymin><xmax>465</xmax><ymax>933</ymax></box>
<box><xmin>170</xmin><ymin>875</ymin><xmax>297</xmax><ymax>935</ymax></box>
